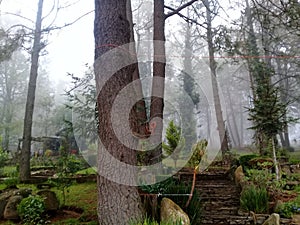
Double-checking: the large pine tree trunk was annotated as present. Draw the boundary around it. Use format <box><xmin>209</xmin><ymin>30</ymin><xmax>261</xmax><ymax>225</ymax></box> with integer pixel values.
<box><xmin>94</xmin><ymin>0</ymin><xmax>144</xmax><ymax>224</ymax></box>
<box><xmin>20</xmin><ymin>0</ymin><xmax>43</xmax><ymax>181</ymax></box>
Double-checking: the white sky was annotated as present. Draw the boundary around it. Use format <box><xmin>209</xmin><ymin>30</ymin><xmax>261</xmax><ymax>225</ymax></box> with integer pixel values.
<box><xmin>0</xmin><ymin>0</ymin><xmax>239</xmax><ymax>97</ymax></box>
<box><xmin>1</xmin><ymin>0</ymin><xmax>95</xmax><ymax>86</ymax></box>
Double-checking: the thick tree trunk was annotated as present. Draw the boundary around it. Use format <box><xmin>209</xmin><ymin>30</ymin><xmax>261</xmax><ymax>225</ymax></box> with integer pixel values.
<box><xmin>204</xmin><ymin>0</ymin><xmax>228</xmax><ymax>155</ymax></box>
<box><xmin>20</xmin><ymin>0</ymin><xmax>43</xmax><ymax>181</ymax></box>
<box><xmin>149</xmin><ymin>0</ymin><xmax>166</xmax><ymax>164</ymax></box>
<box><xmin>94</xmin><ymin>0</ymin><xmax>143</xmax><ymax>224</ymax></box>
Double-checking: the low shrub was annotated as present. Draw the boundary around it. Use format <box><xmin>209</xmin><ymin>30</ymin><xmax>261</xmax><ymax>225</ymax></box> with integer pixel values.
<box><xmin>245</xmin><ymin>169</ymin><xmax>271</xmax><ymax>188</ymax></box>
<box><xmin>17</xmin><ymin>195</ymin><xmax>48</xmax><ymax>225</ymax></box>
<box><xmin>240</xmin><ymin>185</ymin><xmax>269</xmax><ymax>213</ymax></box>
<box><xmin>276</xmin><ymin>201</ymin><xmax>300</xmax><ymax>218</ymax></box>
<box><xmin>239</xmin><ymin>154</ymin><xmax>258</xmax><ymax>170</ymax></box>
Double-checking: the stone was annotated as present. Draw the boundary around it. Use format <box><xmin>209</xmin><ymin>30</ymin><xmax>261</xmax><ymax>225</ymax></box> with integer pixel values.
<box><xmin>0</xmin><ymin>191</ymin><xmax>12</xmax><ymax>219</ymax></box>
<box><xmin>262</xmin><ymin>213</ymin><xmax>280</xmax><ymax>225</ymax></box>
<box><xmin>274</xmin><ymin>200</ymin><xmax>283</xmax><ymax>213</ymax></box>
<box><xmin>160</xmin><ymin>197</ymin><xmax>190</xmax><ymax>225</ymax></box>
<box><xmin>16</xmin><ymin>188</ymin><xmax>32</xmax><ymax>198</ymax></box>
<box><xmin>234</xmin><ymin>165</ymin><xmax>245</xmax><ymax>186</ymax></box>
<box><xmin>37</xmin><ymin>190</ymin><xmax>59</xmax><ymax>211</ymax></box>
<box><xmin>3</xmin><ymin>195</ymin><xmax>23</xmax><ymax>220</ymax></box>
<box><xmin>292</xmin><ymin>214</ymin><xmax>300</xmax><ymax>224</ymax></box>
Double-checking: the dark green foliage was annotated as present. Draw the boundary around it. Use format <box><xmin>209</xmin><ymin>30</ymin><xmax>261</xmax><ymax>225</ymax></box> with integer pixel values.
<box><xmin>0</xmin><ymin>28</ymin><xmax>23</xmax><ymax>62</ymax></box>
<box><xmin>276</xmin><ymin>201</ymin><xmax>300</xmax><ymax>218</ymax></box>
<box><xmin>140</xmin><ymin>177</ymin><xmax>177</xmax><ymax>194</ymax></box>
<box><xmin>140</xmin><ymin>177</ymin><xmax>201</xmax><ymax>225</ymax></box>
<box><xmin>165</xmin><ymin>182</ymin><xmax>201</xmax><ymax>225</ymax></box>
<box><xmin>239</xmin><ymin>154</ymin><xmax>258</xmax><ymax>171</ymax></box>
<box><xmin>240</xmin><ymin>185</ymin><xmax>269</xmax><ymax>213</ymax></box>
<box><xmin>65</xmin><ymin>68</ymin><xmax>98</xmax><ymax>145</ymax></box>
<box><xmin>0</xmin><ymin>137</ymin><xmax>8</xmax><ymax>175</ymax></box>
<box><xmin>17</xmin><ymin>195</ymin><xmax>47</xmax><ymax>225</ymax></box>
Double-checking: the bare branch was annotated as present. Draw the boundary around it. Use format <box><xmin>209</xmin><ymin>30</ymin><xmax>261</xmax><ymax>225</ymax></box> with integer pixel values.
<box><xmin>164</xmin><ymin>5</ymin><xmax>206</xmax><ymax>29</ymax></box>
<box><xmin>2</xmin><ymin>12</ymin><xmax>35</xmax><ymax>24</ymax></box>
<box><xmin>165</xmin><ymin>0</ymin><xmax>199</xmax><ymax>19</ymax></box>
<box><xmin>43</xmin><ymin>10</ymin><xmax>94</xmax><ymax>32</ymax></box>
<box><xmin>42</xmin><ymin>0</ymin><xmax>57</xmax><ymax>21</ymax></box>
<box><xmin>6</xmin><ymin>24</ymin><xmax>34</xmax><ymax>33</ymax></box>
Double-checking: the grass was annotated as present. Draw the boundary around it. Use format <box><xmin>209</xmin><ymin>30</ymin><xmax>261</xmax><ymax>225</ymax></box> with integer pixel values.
<box><xmin>0</xmin><ymin>181</ymin><xmax>98</xmax><ymax>225</ymax></box>
<box><xmin>76</xmin><ymin>167</ymin><xmax>97</xmax><ymax>175</ymax></box>
<box><xmin>52</xmin><ymin>182</ymin><xmax>98</xmax><ymax>224</ymax></box>
<box><xmin>1</xmin><ymin>166</ymin><xmax>17</xmax><ymax>176</ymax></box>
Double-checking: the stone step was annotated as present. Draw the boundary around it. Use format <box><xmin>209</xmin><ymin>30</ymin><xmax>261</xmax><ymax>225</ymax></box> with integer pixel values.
<box><xmin>197</xmin><ymin>186</ymin><xmax>239</xmax><ymax>193</ymax></box>
<box><xmin>202</xmin><ymin>206</ymin><xmax>239</xmax><ymax>215</ymax></box>
<box><xmin>202</xmin><ymin>200</ymin><xmax>240</xmax><ymax>208</ymax></box>
<box><xmin>199</xmin><ymin>214</ymin><xmax>254</xmax><ymax>225</ymax></box>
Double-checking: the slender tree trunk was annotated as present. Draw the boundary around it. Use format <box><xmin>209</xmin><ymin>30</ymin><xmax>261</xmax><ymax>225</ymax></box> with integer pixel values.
<box><xmin>204</xmin><ymin>0</ymin><xmax>228</xmax><ymax>155</ymax></box>
<box><xmin>20</xmin><ymin>0</ymin><xmax>43</xmax><ymax>181</ymax></box>
<box><xmin>126</xmin><ymin>0</ymin><xmax>149</xmax><ymax>138</ymax></box>
<box><xmin>227</xmin><ymin>89</ymin><xmax>241</xmax><ymax>148</ymax></box>
<box><xmin>94</xmin><ymin>0</ymin><xmax>144</xmax><ymax>224</ymax></box>
<box><xmin>272</xmin><ymin>138</ymin><xmax>280</xmax><ymax>181</ymax></box>
<box><xmin>149</xmin><ymin>0</ymin><xmax>166</xmax><ymax>164</ymax></box>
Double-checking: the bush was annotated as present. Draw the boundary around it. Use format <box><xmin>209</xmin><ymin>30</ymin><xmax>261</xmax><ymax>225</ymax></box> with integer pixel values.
<box><xmin>0</xmin><ymin>144</ymin><xmax>8</xmax><ymax>176</ymax></box>
<box><xmin>17</xmin><ymin>195</ymin><xmax>47</xmax><ymax>225</ymax></box>
<box><xmin>239</xmin><ymin>154</ymin><xmax>258</xmax><ymax>170</ymax></box>
<box><xmin>276</xmin><ymin>201</ymin><xmax>300</xmax><ymax>218</ymax></box>
<box><xmin>245</xmin><ymin>169</ymin><xmax>271</xmax><ymax>188</ymax></box>
<box><xmin>240</xmin><ymin>185</ymin><xmax>269</xmax><ymax>213</ymax></box>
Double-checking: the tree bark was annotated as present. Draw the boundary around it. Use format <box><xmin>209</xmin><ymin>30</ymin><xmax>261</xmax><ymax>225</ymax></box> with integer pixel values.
<box><xmin>149</xmin><ymin>0</ymin><xmax>166</xmax><ymax>164</ymax></box>
<box><xmin>20</xmin><ymin>0</ymin><xmax>44</xmax><ymax>181</ymax></box>
<box><xmin>204</xmin><ymin>0</ymin><xmax>228</xmax><ymax>155</ymax></box>
<box><xmin>94</xmin><ymin>0</ymin><xmax>143</xmax><ymax>224</ymax></box>
<box><xmin>126</xmin><ymin>0</ymin><xmax>149</xmax><ymax>138</ymax></box>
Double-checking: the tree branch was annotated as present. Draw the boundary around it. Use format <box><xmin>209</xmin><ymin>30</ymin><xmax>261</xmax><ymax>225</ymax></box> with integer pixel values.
<box><xmin>165</xmin><ymin>5</ymin><xmax>206</xmax><ymax>29</ymax></box>
<box><xmin>43</xmin><ymin>10</ymin><xmax>94</xmax><ymax>32</ymax></box>
<box><xmin>2</xmin><ymin>12</ymin><xmax>35</xmax><ymax>24</ymax></box>
<box><xmin>165</xmin><ymin>0</ymin><xmax>199</xmax><ymax>19</ymax></box>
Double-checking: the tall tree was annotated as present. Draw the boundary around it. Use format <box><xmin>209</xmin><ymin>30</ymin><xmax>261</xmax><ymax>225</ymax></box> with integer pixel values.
<box><xmin>0</xmin><ymin>51</ymin><xmax>28</xmax><ymax>152</ymax></box>
<box><xmin>203</xmin><ymin>0</ymin><xmax>229</xmax><ymax>154</ymax></box>
<box><xmin>20</xmin><ymin>0</ymin><xmax>44</xmax><ymax>181</ymax></box>
<box><xmin>94</xmin><ymin>0</ymin><xmax>143</xmax><ymax>224</ymax></box>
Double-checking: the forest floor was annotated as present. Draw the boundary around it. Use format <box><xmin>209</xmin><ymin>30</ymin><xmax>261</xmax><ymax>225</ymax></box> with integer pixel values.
<box><xmin>0</xmin><ymin>182</ymin><xmax>98</xmax><ymax>225</ymax></box>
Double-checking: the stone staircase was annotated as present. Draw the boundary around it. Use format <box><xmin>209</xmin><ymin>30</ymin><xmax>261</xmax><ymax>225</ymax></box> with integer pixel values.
<box><xmin>178</xmin><ymin>167</ymin><xmax>295</xmax><ymax>225</ymax></box>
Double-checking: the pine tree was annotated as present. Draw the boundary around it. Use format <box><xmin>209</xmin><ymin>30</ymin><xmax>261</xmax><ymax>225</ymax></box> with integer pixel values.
<box><xmin>162</xmin><ymin>120</ymin><xmax>185</xmax><ymax>168</ymax></box>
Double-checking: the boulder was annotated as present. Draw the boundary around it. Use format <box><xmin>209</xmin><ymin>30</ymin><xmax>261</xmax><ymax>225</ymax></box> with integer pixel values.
<box><xmin>292</xmin><ymin>215</ymin><xmax>300</xmax><ymax>224</ymax></box>
<box><xmin>160</xmin><ymin>198</ymin><xmax>190</xmax><ymax>225</ymax></box>
<box><xmin>0</xmin><ymin>191</ymin><xmax>12</xmax><ymax>219</ymax></box>
<box><xmin>262</xmin><ymin>213</ymin><xmax>280</xmax><ymax>225</ymax></box>
<box><xmin>274</xmin><ymin>200</ymin><xmax>283</xmax><ymax>213</ymax></box>
<box><xmin>37</xmin><ymin>190</ymin><xmax>59</xmax><ymax>211</ymax></box>
<box><xmin>234</xmin><ymin>165</ymin><xmax>245</xmax><ymax>186</ymax></box>
<box><xmin>16</xmin><ymin>188</ymin><xmax>32</xmax><ymax>198</ymax></box>
<box><xmin>3</xmin><ymin>195</ymin><xmax>23</xmax><ymax>220</ymax></box>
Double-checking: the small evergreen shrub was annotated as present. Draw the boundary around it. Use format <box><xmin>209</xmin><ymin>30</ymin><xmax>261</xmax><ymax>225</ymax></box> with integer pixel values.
<box><xmin>17</xmin><ymin>195</ymin><xmax>47</xmax><ymax>225</ymax></box>
<box><xmin>240</xmin><ymin>185</ymin><xmax>269</xmax><ymax>213</ymax></box>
